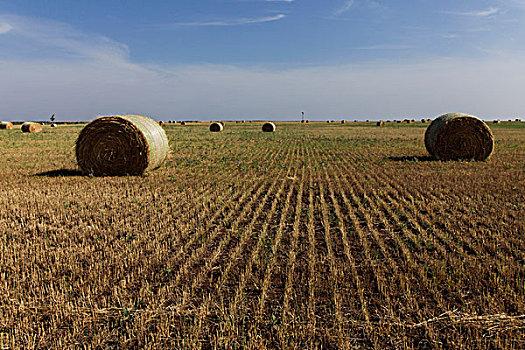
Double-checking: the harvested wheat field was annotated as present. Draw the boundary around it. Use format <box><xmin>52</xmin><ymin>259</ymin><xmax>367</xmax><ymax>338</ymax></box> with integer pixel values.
<box><xmin>0</xmin><ymin>121</ymin><xmax>523</xmax><ymax>349</ymax></box>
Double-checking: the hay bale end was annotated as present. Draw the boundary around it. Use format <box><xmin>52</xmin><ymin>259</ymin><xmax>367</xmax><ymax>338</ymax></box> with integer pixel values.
<box><xmin>262</xmin><ymin>122</ymin><xmax>276</xmax><ymax>132</ymax></box>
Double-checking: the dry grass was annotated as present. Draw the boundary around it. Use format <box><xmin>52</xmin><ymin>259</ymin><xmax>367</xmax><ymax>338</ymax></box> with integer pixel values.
<box><xmin>0</xmin><ymin>121</ymin><xmax>523</xmax><ymax>349</ymax></box>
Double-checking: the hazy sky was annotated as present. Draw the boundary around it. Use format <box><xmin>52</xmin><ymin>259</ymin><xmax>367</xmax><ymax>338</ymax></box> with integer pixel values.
<box><xmin>1</xmin><ymin>0</ymin><xmax>525</xmax><ymax>121</ymax></box>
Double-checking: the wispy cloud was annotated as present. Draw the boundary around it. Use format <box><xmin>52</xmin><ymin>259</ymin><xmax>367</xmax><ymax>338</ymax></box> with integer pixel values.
<box><xmin>334</xmin><ymin>0</ymin><xmax>356</xmax><ymax>16</ymax></box>
<box><xmin>1</xmin><ymin>14</ymin><xmax>525</xmax><ymax>121</ymax></box>
<box><xmin>355</xmin><ymin>44</ymin><xmax>414</xmax><ymax>50</ymax></box>
<box><xmin>0</xmin><ymin>23</ymin><xmax>13</xmax><ymax>34</ymax></box>
<box><xmin>441</xmin><ymin>7</ymin><xmax>500</xmax><ymax>17</ymax></box>
<box><xmin>165</xmin><ymin>14</ymin><xmax>286</xmax><ymax>27</ymax></box>
<box><xmin>265</xmin><ymin>0</ymin><xmax>294</xmax><ymax>2</ymax></box>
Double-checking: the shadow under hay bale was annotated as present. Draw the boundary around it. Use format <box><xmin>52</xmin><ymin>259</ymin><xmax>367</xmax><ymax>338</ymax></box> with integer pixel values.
<box><xmin>387</xmin><ymin>156</ymin><xmax>439</xmax><ymax>162</ymax></box>
<box><xmin>425</xmin><ymin>113</ymin><xmax>494</xmax><ymax>161</ymax></box>
<box><xmin>21</xmin><ymin>122</ymin><xmax>43</xmax><ymax>133</ymax></box>
<box><xmin>34</xmin><ymin>169</ymin><xmax>83</xmax><ymax>177</ymax></box>
<box><xmin>210</xmin><ymin>122</ymin><xmax>223</xmax><ymax>132</ymax></box>
<box><xmin>262</xmin><ymin>122</ymin><xmax>276</xmax><ymax>132</ymax></box>
<box><xmin>0</xmin><ymin>121</ymin><xmax>13</xmax><ymax>129</ymax></box>
<box><xmin>76</xmin><ymin>114</ymin><xmax>169</xmax><ymax>176</ymax></box>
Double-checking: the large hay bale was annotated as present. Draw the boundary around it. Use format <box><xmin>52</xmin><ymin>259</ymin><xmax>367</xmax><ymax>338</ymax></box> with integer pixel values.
<box><xmin>377</xmin><ymin>120</ymin><xmax>385</xmax><ymax>126</ymax></box>
<box><xmin>76</xmin><ymin>115</ymin><xmax>169</xmax><ymax>176</ymax></box>
<box><xmin>425</xmin><ymin>113</ymin><xmax>494</xmax><ymax>161</ymax></box>
<box><xmin>0</xmin><ymin>121</ymin><xmax>13</xmax><ymax>129</ymax></box>
<box><xmin>50</xmin><ymin>123</ymin><xmax>57</xmax><ymax>128</ymax></box>
<box><xmin>21</xmin><ymin>122</ymin><xmax>42</xmax><ymax>133</ymax></box>
<box><xmin>210</xmin><ymin>122</ymin><xmax>223</xmax><ymax>132</ymax></box>
<box><xmin>493</xmin><ymin>120</ymin><xmax>501</xmax><ymax>124</ymax></box>
<box><xmin>341</xmin><ymin>120</ymin><xmax>347</xmax><ymax>124</ymax></box>
<box><xmin>262</xmin><ymin>122</ymin><xmax>276</xmax><ymax>132</ymax></box>
<box><xmin>181</xmin><ymin>121</ymin><xmax>186</xmax><ymax>125</ymax></box>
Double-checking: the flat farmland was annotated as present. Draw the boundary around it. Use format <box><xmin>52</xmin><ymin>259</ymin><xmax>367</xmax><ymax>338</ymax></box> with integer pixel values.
<box><xmin>0</xmin><ymin>122</ymin><xmax>524</xmax><ymax>349</ymax></box>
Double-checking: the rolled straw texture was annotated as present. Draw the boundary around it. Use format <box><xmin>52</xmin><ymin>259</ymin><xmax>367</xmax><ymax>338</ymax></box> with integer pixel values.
<box><xmin>262</xmin><ymin>122</ymin><xmax>276</xmax><ymax>132</ymax></box>
<box><xmin>210</xmin><ymin>122</ymin><xmax>223</xmax><ymax>132</ymax></box>
<box><xmin>425</xmin><ymin>113</ymin><xmax>494</xmax><ymax>161</ymax></box>
<box><xmin>0</xmin><ymin>122</ymin><xmax>13</xmax><ymax>129</ymax></box>
<box><xmin>76</xmin><ymin>115</ymin><xmax>169</xmax><ymax>176</ymax></box>
<box><xmin>21</xmin><ymin>122</ymin><xmax>42</xmax><ymax>133</ymax></box>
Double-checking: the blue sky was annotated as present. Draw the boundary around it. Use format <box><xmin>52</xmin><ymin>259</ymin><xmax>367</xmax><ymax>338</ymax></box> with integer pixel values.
<box><xmin>1</xmin><ymin>0</ymin><xmax>525</xmax><ymax>120</ymax></box>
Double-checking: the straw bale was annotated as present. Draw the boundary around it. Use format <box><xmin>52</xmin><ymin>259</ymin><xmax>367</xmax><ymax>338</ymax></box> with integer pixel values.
<box><xmin>76</xmin><ymin>115</ymin><xmax>169</xmax><ymax>176</ymax></box>
<box><xmin>425</xmin><ymin>113</ymin><xmax>494</xmax><ymax>161</ymax></box>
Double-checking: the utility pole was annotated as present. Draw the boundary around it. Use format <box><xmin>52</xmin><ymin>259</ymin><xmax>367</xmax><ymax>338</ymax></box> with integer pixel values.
<box><xmin>301</xmin><ymin>111</ymin><xmax>304</xmax><ymax>122</ymax></box>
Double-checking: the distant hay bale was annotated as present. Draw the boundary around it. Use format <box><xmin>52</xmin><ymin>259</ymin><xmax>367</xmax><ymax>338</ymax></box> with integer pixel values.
<box><xmin>76</xmin><ymin>115</ymin><xmax>169</xmax><ymax>176</ymax></box>
<box><xmin>493</xmin><ymin>120</ymin><xmax>501</xmax><ymax>124</ymax></box>
<box><xmin>341</xmin><ymin>120</ymin><xmax>347</xmax><ymax>124</ymax></box>
<box><xmin>376</xmin><ymin>120</ymin><xmax>385</xmax><ymax>126</ymax></box>
<box><xmin>50</xmin><ymin>123</ymin><xmax>57</xmax><ymax>128</ymax></box>
<box><xmin>210</xmin><ymin>122</ymin><xmax>224</xmax><ymax>132</ymax></box>
<box><xmin>515</xmin><ymin>118</ymin><xmax>521</xmax><ymax>122</ymax></box>
<box><xmin>301</xmin><ymin>120</ymin><xmax>305</xmax><ymax>123</ymax></box>
<box><xmin>421</xmin><ymin>119</ymin><xmax>427</xmax><ymax>123</ymax></box>
<box><xmin>21</xmin><ymin>122</ymin><xmax>42</xmax><ymax>133</ymax></box>
<box><xmin>181</xmin><ymin>121</ymin><xmax>186</xmax><ymax>125</ymax></box>
<box><xmin>305</xmin><ymin>120</ymin><xmax>309</xmax><ymax>123</ymax></box>
<box><xmin>425</xmin><ymin>113</ymin><xmax>494</xmax><ymax>161</ymax></box>
<box><xmin>0</xmin><ymin>121</ymin><xmax>13</xmax><ymax>129</ymax></box>
<box><xmin>262</xmin><ymin>122</ymin><xmax>276</xmax><ymax>132</ymax></box>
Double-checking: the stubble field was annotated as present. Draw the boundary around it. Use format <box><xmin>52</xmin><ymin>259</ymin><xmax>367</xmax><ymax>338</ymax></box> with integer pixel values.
<box><xmin>0</xmin><ymin>121</ymin><xmax>524</xmax><ymax>349</ymax></box>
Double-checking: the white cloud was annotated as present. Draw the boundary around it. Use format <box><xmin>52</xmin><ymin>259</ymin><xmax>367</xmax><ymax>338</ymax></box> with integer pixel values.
<box><xmin>1</xmin><ymin>14</ymin><xmax>525</xmax><ymax>122</ymax></box>
<box><xmin>441</xmin><ymin>7</ymin><xmax>500</xmax><ymax>17</ymax></box>
<box><xmin>334</xmin><ymin>0</ymin><xmax>356</xmax><ymax>16</ymax></box>
<box><xmin>164</xmin><ymin>14</ymin><xmax>286</xmax><ymax>27</ymax></box>
<box><xmin>0</xmin><ymin>23</ymin><xmax>12</xmax><ymax>34</ymax></box>
<box><xmin>355</xmin><ymin>44</ymin><xmax>414</xmax><ymax>50</ymax></box>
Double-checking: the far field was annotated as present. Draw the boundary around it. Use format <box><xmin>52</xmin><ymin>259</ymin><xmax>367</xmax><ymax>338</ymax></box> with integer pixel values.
<box><xmin>0</xmin><ymin>121</ymin><xmax>524</xmax><ymax>349</ymax></box>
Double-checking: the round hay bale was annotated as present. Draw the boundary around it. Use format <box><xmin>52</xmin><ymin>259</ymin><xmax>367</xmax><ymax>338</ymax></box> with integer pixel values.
<box><xmin>181</xmin><ymin>121</ymin><xmax>186</xmax><ymax>125</ymax></box>
<box><xmin>50</xmin><ymin>123</ymin><xmax>57</xmax><ymax>128</ymax></box>
<box><xmin>493</xmin><ymin>120</ymin><xmax>501</xmax><ymax>124</ymax></box>
<box><xmin>21</xmin><ymin>122</ymin><xmax>42</xmax><ymax>133</ymax></box>
<box><xmin>341</xmin><ymin>120</ymin><xmax>347</xmax><ymax>124</ymax></box>
<box><xmin>262</xmin><ymin>122</ymin><xmax>276</xmax><ymax>132</ymax></box>
<box><xmin>377</xmin><ymin>120</ymin><xmax>385</xmax><ymax>126</ymax></box>
<box><xmin>425</xmin><ymin>113</ymin><xmax>494</xmax><ymax>161</ymax></box>
<box><xmin>210</xmin><ymin>122</ymin><xmax>223</xmax><ymax>132</ymax></box>
<box><xmin>0</xmin><ymin>121</ymin><xmax>13</xmax><ymax>129</ymax></box>
<box><xmin>76</xmin><ymin>115</ymin><xmax>169</xmax><ymax>176</ymax></box>
<box><xmin>305</xmin><ymin>120</ymin><xmax>309</xmax><ymax>123</ymax></box>
<box><xmin>515</xmin><ymin>118</ymin><xmax>521</xmax><ymax>122</ymax></box>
